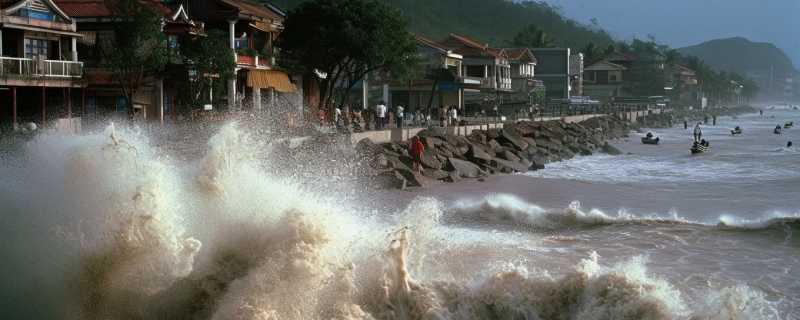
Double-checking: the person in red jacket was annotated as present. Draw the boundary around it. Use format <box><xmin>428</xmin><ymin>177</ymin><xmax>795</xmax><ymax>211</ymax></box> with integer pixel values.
<box><xmin>409</xmin><ymin>136</ymin><xmax>425</xmax><ymax>173</ymax></box>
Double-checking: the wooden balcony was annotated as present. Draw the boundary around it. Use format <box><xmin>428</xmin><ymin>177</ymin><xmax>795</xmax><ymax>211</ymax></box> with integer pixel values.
<box><xmin>0</xmin><ymin>57</ymin><xmax>83</xmax><ymax>78</ymax></box>
<box><xmin>236</xmin><ymin>54</ymin><xmax>273</xmax><ymax>69</ymax></box>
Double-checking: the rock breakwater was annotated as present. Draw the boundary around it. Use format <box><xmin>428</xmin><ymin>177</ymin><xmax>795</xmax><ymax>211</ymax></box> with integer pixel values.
<box><xmin>358</xmin><ymin>116</ymin><xmax>630</xmax><ymax>189</ymax></box>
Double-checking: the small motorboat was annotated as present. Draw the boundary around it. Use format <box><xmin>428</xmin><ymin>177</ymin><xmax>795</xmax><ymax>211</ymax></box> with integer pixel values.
<box><xmin>731</xmin><ymin>127</ymin><xmax>742</xmax><ymax>135</ymax></box>
<box><xmin>784</xmin><ymin>122</ymin><xmax>794</xmax><ymax>129</ymax></box>
<box><xmin>641</xmin><ymin>133</ymin><xmax>660</xmax><ymax>145</ymax></box>
<box><xmin>775</xmin><ymin>126</ymin><xmax>783</xmax><ymax>134</ymax></box>
<box><xmin>691</xmin><ymin>141</ymin><xmax>710</xmax><ymax>154</ymax></box>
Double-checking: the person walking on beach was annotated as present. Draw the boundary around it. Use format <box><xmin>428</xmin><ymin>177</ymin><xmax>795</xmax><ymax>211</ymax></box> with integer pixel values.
<box><xmin>409</xmin><ymin>136</ymin><xmax>425</xmax><ymax>173</ymax></box>
<box><xmin>449</xmin><ymin>106</ymin><xmax>458</xmax><ymax>126</ymax></box>
<box><xmin>712</xmin><ymin>115</ymin><xmax>717</xmax><ymax>126</ymax></box>
<box><xmin>684</xmin><ymin>120</ymin><xmax>688</xmax><ymax>130</ymax></box>
<box><xmin>693</xmin><ymin>122</ymin><xmax>703</xmax><ymax>142</ymax></box>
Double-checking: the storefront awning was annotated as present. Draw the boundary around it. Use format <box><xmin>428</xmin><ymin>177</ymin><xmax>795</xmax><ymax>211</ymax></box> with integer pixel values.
<box><xmin>246</xmin><ymin>70</ymin><xmax>296</xmax><ymax>92</ymax></box>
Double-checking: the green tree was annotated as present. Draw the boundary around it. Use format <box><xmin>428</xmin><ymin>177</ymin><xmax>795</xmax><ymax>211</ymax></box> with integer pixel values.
<box><xmin>174</xmin><ymin>30</ymin><xmax>236</xmax><ymax>111</ymax></box>
<box><xmin>511</xmin><ymin>24</ymin><xmax>556</xmax><ymax>48</ymax></box>
<box><xmin>581</xmin><ymin>42</ymin><xmax>602</xmax><ymax>63</ymax></box>
<box><xmin>276</xmin><ymin>0</ymin><xmax>417</xmax><ymax>112</ymax></box>
<box><xmin>102</xmin><ymin>0</ymin><xmax>169</xmax><ymax>118</ymax></box>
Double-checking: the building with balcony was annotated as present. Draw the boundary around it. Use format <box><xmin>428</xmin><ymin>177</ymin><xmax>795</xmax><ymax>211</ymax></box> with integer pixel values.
<box><xmin>501</xmin><ymin>47</ymin><xmax>544</xmax><ymax>115</ymax></box>
<box><xmin>187</xmin><ymin>0</ymin><xmax>296</xmax><ymax>111</ymax></box>
<box><xmin>389</xmin><ymin>35</ymin><xmax>464</xmax><ymax>115</ymax></box>
<box><xmin>438</xmin><ymin>33</ymin><xmax>511</xmax><ymax>114</ymax></box>
<box><xmin>0</xmin><ymin>0</ymin><xmax>84</xmax><ymax>130</ymax></box>
<box><xmin>56</xmin><ymin>0</ymin><xmax>194</xmax><ymax>123</ymax></box>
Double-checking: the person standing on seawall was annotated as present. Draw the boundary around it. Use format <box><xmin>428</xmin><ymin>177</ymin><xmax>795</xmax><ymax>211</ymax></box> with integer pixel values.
<box><xmin>375</xmin><ymin>101</ymin><xmax>387</xmax><ymax>130</ymax></box>
<box><xmin>396</xmin><ymin>105</ymin><xmax>405</xmax><ymax>129</ymax></box>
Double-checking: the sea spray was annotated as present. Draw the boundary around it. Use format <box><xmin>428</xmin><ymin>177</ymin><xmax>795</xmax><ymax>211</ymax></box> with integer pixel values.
<box><xmin>0</xmin><ymin>124</ymin><xmax>202</xmax><ymax>318</ymax></box>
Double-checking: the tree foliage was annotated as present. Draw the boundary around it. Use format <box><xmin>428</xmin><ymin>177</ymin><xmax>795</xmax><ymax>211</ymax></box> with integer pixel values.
<box><xmin>511</xmin><ymin>24</ymin><xmax>556</xmax><ymax>48</ymax></box>
<box><xmin>276</xmin><ymin>0</ymin><xmax>417</xmax><ymax>111</ymax></box>
<box><xmin>173</xmin><ymin>30</ymin><xmax>236</xmax><ymax>110</ymax></box>
<box><xmin>102</xmin><ymin>0</ymin><xmax>168</xmax><ymax>117</ymax></box>
<box><xmin>625</xmin><ymin>39</ymin><xmax>668</xmax><ymax>96</ymax></box>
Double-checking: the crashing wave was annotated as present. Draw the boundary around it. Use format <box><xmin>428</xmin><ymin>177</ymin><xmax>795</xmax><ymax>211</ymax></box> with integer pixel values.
<box><xmin>451</xmin><ymin>194</ymin><xmax>800</xmax><ymax>235</ymax></box>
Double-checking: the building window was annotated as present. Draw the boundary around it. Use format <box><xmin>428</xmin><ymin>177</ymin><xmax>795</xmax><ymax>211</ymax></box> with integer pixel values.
<box><xmin>168</xmin><ymin>35</ymin><xmax>179</xmax><ymax>49</ymax></box>
<box><xmin>466</xmin><ymin>65</ymin><xmax>484</xmax><ymax>78</ymax></box>
<box><xmin>16</xmin><ymin>9</ymin><xmax>55</xmax><ymax>21</ymax></box>
<box><xmin>24</xmin><ymin>38</ymin><xmax>49</xmax><ymax>59</ymax></box>
<box><xmin>609</xmin><ymin>74</ymin><xmax>618</xmax><ymax>82</ymax></box>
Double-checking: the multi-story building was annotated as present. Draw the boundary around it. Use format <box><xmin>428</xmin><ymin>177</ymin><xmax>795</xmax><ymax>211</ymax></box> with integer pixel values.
<box><xmin>532</xmin><ymin>48</ymin><xmax>572</xmax><ymax>101</ymax></box>
<box><xmin>56</xmin><ymin>0</ymin><xmax>197</xmax><ymax>122</ymax></box>
<box><xmin>502</xmin><ymin>47</ymin><xmax>544</xmax><ymax>115</ymax></box>
<box><xmin>186</xmin><ymin>0</ymin><xmax>296</xmax><ymax>111</ymax></box>
<box><xmin>0</xmin><ymin>0</ymin><xmax>85</xmax><ymax>130</ymax></box>
<box><xmin>439</xmin><ymin>33</ymin><xmax>511</xmax><ymax>114</ymax></box>
<box><xmin>389</xmin><ymin>35</ymin><xmax>464</xmax><ymax>115</ymax></box>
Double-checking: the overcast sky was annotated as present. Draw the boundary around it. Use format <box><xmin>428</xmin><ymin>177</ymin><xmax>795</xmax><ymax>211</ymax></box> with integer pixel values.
<box><xmin>539</xmin><ymin>0</ymin><xmax>800</xmax><ymax>68</ymax></box>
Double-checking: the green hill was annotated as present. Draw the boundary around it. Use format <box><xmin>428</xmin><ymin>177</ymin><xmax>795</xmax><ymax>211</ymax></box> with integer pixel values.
<box><xmin>267</xmin><ymin>0</ymin><xmax>614</xmax><ymax>48</ymax></box>
<box><xmin>678</xmin><ymin>37</ymin><xmax>797</xmax><ymax>79</ymax></box>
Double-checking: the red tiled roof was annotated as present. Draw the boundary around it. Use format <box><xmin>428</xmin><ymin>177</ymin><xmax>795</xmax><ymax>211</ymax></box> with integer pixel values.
<box><xmin>221</xmin><ymin>0</ymin><xmax>283</xmax><ymax>20</ymax></box>
<box><xmin>416</xmin><ymin>34</ymin><xmax>449</xmax><ymax>53</ymax></box>
<box><xmin>503</xmin><ymin>48</ymin><xmax>536</xmax><ymax>63</ymax></box>
<box><xmin>54</xmin><ymin>0</ymin><xmax>171</xmax><ymax>18</ymax></box>
<box><xmin>441</xmin><ymin>33</ymin><xmax>505</xmax><ymax>58</ymax></box>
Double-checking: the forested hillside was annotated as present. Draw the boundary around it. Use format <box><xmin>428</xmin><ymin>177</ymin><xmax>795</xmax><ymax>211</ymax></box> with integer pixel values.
<box><xmin>266</xmin><ymin>0</ymin><xmax>614</xmax><ymax>48</ymax></box>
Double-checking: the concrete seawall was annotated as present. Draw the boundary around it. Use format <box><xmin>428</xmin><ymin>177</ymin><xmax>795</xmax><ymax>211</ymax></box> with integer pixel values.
<box><xmin>349</xmin><ymin>113</ymin><xmax>627</xmax><ymax>145</ymax></box>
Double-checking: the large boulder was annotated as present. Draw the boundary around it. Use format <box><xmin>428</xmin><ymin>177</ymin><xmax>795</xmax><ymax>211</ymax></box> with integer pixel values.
<box><xmin>355</xmin><ymin>138</ymin><xmax>380</xmax><ymax>155</ymax></box>
<box><xmin>485</xmin><ymin>128</ymin><xmax>502</xmax><ymax>140</ymax></box>
<box><xmin>500</xmin><ymin>150</ymin><xmax>521</xmax><ymax>162</ymax></box>
<box><xmin>466</xmin><ymin>143</ymin><xmax>493</xmax><ymax>162</ymax></box>
<box><xmin>497</xmin><ymin>127</ymin><xmax>529</xmax><ymax>151</ymax></box>
<box><xmin>420</xmin><ymin>149</ymin><xmax>442</xmax><ymax>169</ymax></box>
<box><xmin>488</xmin><ymin>139</ymin><xmax>503</xmax><ymax>152</ymax></box>
<box><xmin>422</xmin><ymin>168</ymin><xmax>450</xmax><ymax>180</ymax></box>
<box><xmin>385</xmin><ymin>154</ymin><xmax>413</xmax><ymax>171</ymax></box>
<box><xmin>393</xmin><ymin>168</ymin><xmax>422</xmax><ymax>188</ymax></box>
<box><xmin>491</xmin><ymin>158</ymin><xmax>531</xmax><ymax>173</ymax></box>
<box><xmin>536</xmin><ymin>139</ymin><xmax>562</xmax><ymax>152</ymax></box>
<box><xmin>446</xmin><ymin>158</ymin><xmax>487</xmax><ymax>178</ymax></box>
<box><xmin>529</xmin><ymin>157</ymin><xmax>546</xmax><ymax>170</ymax></box>
<box><xmin>417</xmin><ymin>127</ymin><xmax>446</xmax><ymax>138</ymax></box>
<box><xmin>422</xmin><ymin>136</ymin><xmax>445</xmax><ymax>148</ymax></box>
<box><xmin>442</xmin><ymin>171</ymin><xmax>462</xmax><ymax>183</ymax></box>
<box><xmin>601</xmin><ymin>142</ymin><xmax>623</xmax><ymax>155</ymax></box>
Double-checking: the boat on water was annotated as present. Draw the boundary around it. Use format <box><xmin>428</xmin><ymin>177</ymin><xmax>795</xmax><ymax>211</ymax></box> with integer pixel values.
<box><xmin>731</xmin><ymin>127</ymin><xmax>742</xmax><ymax>135</ymax></box>
<box><xmin>641</xmin><ymin>132</ymin><xmax>660</xmax><ymax>145</ymax></box>
<box><xmin>775</xmin><ymin>126</ymin><xmax>783</xmax><ymax>134</ymax></box>
<box><xmin>785</xmin><ymin>122</ymin><xmax>794</xmax><ymax>129</ymax></box>
<box><xmin>691</xmin><ymin>140</ymin><xmax>710</xmax><ymax>154</ymax></box>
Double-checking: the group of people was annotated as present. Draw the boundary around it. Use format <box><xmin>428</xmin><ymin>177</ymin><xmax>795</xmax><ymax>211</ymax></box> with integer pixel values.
<box><xmin>325</xmin><ymin>102</ymin><xmax>463</xmax><ymax>132</ymax></box>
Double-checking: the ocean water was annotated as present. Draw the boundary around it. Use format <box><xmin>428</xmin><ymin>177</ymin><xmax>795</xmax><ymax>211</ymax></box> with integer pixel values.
<box><xmin>0</xmin><ymin>108</ymin><xmax>797</xmax><ymax>319</ymax></box>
